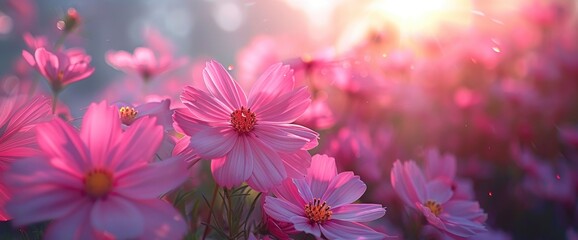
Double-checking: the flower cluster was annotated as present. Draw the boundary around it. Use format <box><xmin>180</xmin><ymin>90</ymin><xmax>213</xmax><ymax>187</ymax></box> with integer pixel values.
<box><xmin>1</xmin><ymin>0</ymin><xmax>578</xmax><ymax>239</ymax></box>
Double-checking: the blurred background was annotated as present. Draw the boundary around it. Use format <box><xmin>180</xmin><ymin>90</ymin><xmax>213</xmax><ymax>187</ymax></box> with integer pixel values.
<box><xmin>1</xmin><ymin>0</ymin><xmax>578</xmax><ymax>239</ymax></box>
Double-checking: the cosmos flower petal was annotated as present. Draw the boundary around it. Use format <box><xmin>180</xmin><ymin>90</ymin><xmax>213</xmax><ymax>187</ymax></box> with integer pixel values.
<box><xmin>80</xmin><ymin>102</ymin><xmax>122</xmax><ymax>168</ymax></box>
<box><xmin>278</xmin><ymin>150</ymin><xmax>311</xmax><ymax>179</ymax></box>
<box><xmin>264</xmin><ymin>196</ymin><xmax>303</xmax><ymax>222</ymax></box>
<box><xmin>443</xmin><ymin>200</ymin><xmax>487</xmax><ymax>222</ymax></box>
<box><xmin>255</xmin><ymin>123</ymin><xmax>318</xmax><ymax>152</ymax></box>
<box><xmin>134</xmin><ymin>199</ymin><xmax>188</xmax><ymax>240</ymax></box>
<box><xmin>322</xmin><ymin>172</ymin><xmax>366</xmax><ymax>208</ymax></box>
<box><xmin>44</xmin><ymin>201</ymin><xmax>94</xmax><ymax>240</ymax></box>
<box><xmin>442</xmin><ymin>215</ymin><xmax>487</xmax><ymax>237</ymax></box>
<box><xmin>320</xmin><ymin>220</ymin><xmax>386</xmax><ymax>240</ymax></box>
<box><xmin>307</xmin><ymin>154</ymin><xmax>338</xmax><ymax>197</ymax></box>
<box><xmin>90</xmin><ymin>196</ymin><xmax>144</xmax><ymax>239</ymax></box>
<box><xmin>293</xmin><ymin>178</ymin><xmax>314</xmax><ymax>202</ymax></box>
<box><xmin>113</xmin><ymin>116</ymin><xmax>163</xmax><ymax>170</ymax></box>
<box><xmin>36</xmin><ymin>118</ymin><xmax>89</xmax><ymax>173</ymax></box>
<box><xmin>253</xmin><ymin>87</ymin><xmax>311</xmax><ymax>123</ymax></box>
<box><xmin>248</xmin><ymin>63</ymin><xmax>294</xmax><ymax>108</ymax></box>
<box><xmin>391</xmin><ymin>160</ymin><xmax>426</xmax><ymax>208</ymax></box>
<box><xmin>190</xmin><ymin>126</ymin><xmax>238</xmax><ymax>159</ymax></box>
<box><xmin>211</xmin><ymin>137</ymin><xmax>254</xmax><ymax>188</ymax></box>
<box><xmin>115</xmin><ymin>156</ymin><xmax>188</xmax><ymax>199</ymax></box>
<box><xmin>6</xmin><ymin>184</ymin><xmax>85</xmax><ymax>227</ymax></box>
<box><xmin>425</xmin><ymin>179</ymin><xmax>453</xmax><ymax>204</ymax></box>
<box><xmin>172</xmin><ymin>108</ymin><xmax>208</xmax><ymax>136</ymax></box>
<box><xmin>272</xmin><ymin>178</ymin><xmax>307</xmax><ymax>206</ymax></box>
<box><xmin>181</xmin><ymin>86</ymin><xmax>231</xmax><ymax>122</ymax></box>
<box><xmin>291</xmin><ymin>216</ymin><xmax>322</xmax><ymax>237</ymax></box>
<box><xmin>203</xmin><ymin>60</ymin><xmax>247</xmax><ymax>110</ymax></box>
<box><xmin>246</xmin><ymin>138</ymin><xmax>287</xmax><ymax>192</ymax></box>
<box><xmin>332</xmin><ymin>204</ymin><xmax>386</xmax><ymax>222</ymax></box>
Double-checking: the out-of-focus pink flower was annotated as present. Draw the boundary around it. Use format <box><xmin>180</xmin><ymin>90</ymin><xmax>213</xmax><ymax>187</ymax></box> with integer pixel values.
<box><xmin>23</xmin><ymin>32</ymin><xmax>49</xmax><ymax>50</ymax></box>
<box><xmin>424</xmin><ymin>149</ymin><xmax>475</xmax><ymax>200</ymax></box>
<box><xmin>391</xmin><ymin>160</ymin><xmax>487</xmax><ymax>239</ymax></box>
<box><xmin>106</xmin><ymin>47</ymin><xmax>186</xmax><ymax>82</ymax></box>
<box><xmin>0</xmin><ymin>95</ymin><xmax>50</xmax><ymax>220</ymax></box>
<box><xmin>264</xmin><ymin>154</ymin><xmax>387</xmax><ymax>239</ymax></box>
<box><xmin>3</xmin><ymin>101</ymin><xmax>188</xmax><ymax>239</ymax></box>
<box><xmin>113</xmin><ymin>99</ymin><xmax>173</xmax><ymax>129</ymax></box>
<box><xmin>296</xmin><ymin>92</ymin><xmax>335</xmax><ymax>130</ymax></box>
<box><xmin>174</xmin><ymin>60</ymin><xmax>318</xmax><ymax>192</ymax></box>
<box><xmin>22</xmin><ymin>47</ymin><xmax>94</xmax><ymax>94</ymax></box>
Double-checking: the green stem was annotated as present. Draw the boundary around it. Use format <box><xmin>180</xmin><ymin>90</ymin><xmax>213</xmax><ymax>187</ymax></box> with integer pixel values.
<box><xmin>51</xmin><ymin>92</ymin><xmax>59</xmax><ymax>115</ymax></box>
<box><xmin>202</xmin><ymin>185</ymin><xmax>220</xmax><ymax>240</ymax></box>
<box><xmin>225</xmin><ymin>188</ymin><xmax>234</xmax><ymax>239</ymax></box>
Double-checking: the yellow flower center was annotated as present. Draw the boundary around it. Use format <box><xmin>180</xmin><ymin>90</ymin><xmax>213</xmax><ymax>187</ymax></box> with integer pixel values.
<box><xmin>84</xmin><ymin>169</ymin><xmax>113</xmax><ymax>198</ymax></box>
<box><xmin>119</xmin><ymin>106</ymin><xmax>138</xmax><ymax>125</ymax></box>
<box><xmin>230</xmin><ymin>106</ymin><xmax>256</xmax><ymax>133</ymax></box>
<box><xmin>305</xmin><ymin>198</ymin><xmax>332</xmax><ymax>224</ymax></box>
<box><xmin>424</xmin><ymin>200</ymin><xmax>442</xmax><ymax>216</ymax></box>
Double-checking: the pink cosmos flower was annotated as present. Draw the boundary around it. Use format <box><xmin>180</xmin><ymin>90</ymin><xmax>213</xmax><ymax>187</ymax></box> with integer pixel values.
<box><xmin>3</xmin><ymin>101</ymin><xmax>188</xmax><ymax>239</ymax></box>
<box><xmin>106</xmin><ymin>47</ymin><xmax>186</xmax><ymax>82</ymax></box>
<box><xmin>22</xmin><ymin>47</ymin><xmax>94</xmax><ymax>94</ymax></box>
<box><xmin>264</xmin><ymin>154</ymin><xmax>387</xmax><ymax>239</ymax></box>
<box><xmin>423</xmin><ymin>149</ymin><xmax>475</xmax><ymax>200</ymax></box>
<box><xmin>390</xmin><ymin>160</ymin><xmax>487</xmax><ymax>239</ymax></box>
<box><xmin>174</xmin><ymin>60</ymin><xmax>318</xmax><ymax>192</ymax></box>
<box><xmin>0</xmin><ymin>95</ymin><xmax>50</xmax><ymax>220</ymax></box>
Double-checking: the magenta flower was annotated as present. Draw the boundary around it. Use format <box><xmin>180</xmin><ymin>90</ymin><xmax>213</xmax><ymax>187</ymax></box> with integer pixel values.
<box><xmin>3</xmin><ymin>101</ymin><xmax>188</xmax><ymax>239</ymax></box>
<box><xmin>391</xmin><ymin>160</ymin><xmax>487</xmax><ymax>239</ymax></box>
<box><xmin>264</xmin><ymin>154</ymin><xmax>387</xmax><ymax>239</ymax></box>
<box><xmin>22</xmin><ymin>47</ymin><xmax>94</xmax><ymax>93</ymax></box>
<box><xmin>174</xmin><ymin>60</ymin><xmax>318</xmax><ymax>192</ymax></box>
<box><xmin>106</xmin><ymin>47</ymin><xmax>186</xmax><ymax>82</ymax></box>
<box><xmin>0</xmin><ymin>95</ymin><xmax>50</xmax><ymax>220</ymax></box>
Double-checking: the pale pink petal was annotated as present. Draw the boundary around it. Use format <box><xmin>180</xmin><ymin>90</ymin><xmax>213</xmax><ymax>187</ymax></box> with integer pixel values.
<box><xmin>134</xmin><ymin>47</ymin><xmax>157</xmax><ymax>70</ymax></box>
<box><xmin>253</xmin><ymin>124</ymin><xmax>316</xmax><ymax>152</ymax></box>
<box><xmin>181</xmin><ymin>86</ymin><xmax>231</xmax><ymax>122</ymax></box>
<box><xmin>425</xmin><ymin>179</ymin><xmax>453</xmax><ymax>204</ymax></box>
<box><xmin>425</xmin><ymin>149</ymin><xmax>456</xmax><ymax>181</ymax></box>
<box><xmin>442</xmin><ymin>215</ymin><xmax>487</xmax><ymax>237</ymax></box>
<box><xmin>34</xmin><ymin>48</ymin><xmax>52</xmax><ymax>80</ymax></box>
<box><xmin>44</xmin><ymin>201</ymin><xmax>97</xmax><ymax>240</ymax></box>
<box><xmin>112</xmin><ymin>116</ymin><xmax>163</xmax><ymax>171</ymax></box>
<box><xmin>278</xmin><ymin>150</ymin><xmax>311</xmax><ymax>179</ymax></box>
<box><xmin>36</xmin><ymin>118</ymin><xmax>89</xmax><ymax>173</ymax></box>
<box><xmin>390</xmin><ymin>160</ymin><xmax>426</xmax><ymax>208</ymax></box>
<box><xmin>134</xmin><ymin>99</ymin><xmax>173</xmax><ymax>129</ymax></box>
<box><xmin>293</xmin><ymin>178</ymin><xmax>314</xmax><ymax>202</ymax></box>
<box><xmin>307</xmin><ymin>154</ymin><xmax>337</xmax><ymax>197</ymax></box>
<box><xmin>106</xmin><ymin>50</ymin><xmax>135</xmax><ymax>72</ymax></box>
<box><xmin>6</xmin><ymin>185</ymin><xmax>86</xmax><ymax>226</ymax></box>
<box><xmin>63</xmin><ymin>63</ymin><xmax>94</xmax><ymax>84</ymax></box>
<box><xmin>22</xmin><ymin>50</ymin><xmax>36</xmax><ymax>66</ymax></box>
<box><xmin>291</xmin><ymin>216</ymin><xmax>321</xmax><ymax>237</ymax></box>
<box><xmin>5</xmin><ymin>95</ymin><xmax>50</xmax><ymax>134</ymax></box>
<box><xmin>203</xmin><ymin>60</ymin><xmax>247</xmax><ymax>110</ymax></box>
<box><xmin>80</xmin><ymin>102</ymin><xmax>122</xmax><ymax>168</ymax></box>
<box><xmin>443</xmin><ymin>200</ymin><xmax>487</xmax><ymax>222</ymax></box>
<box><xmin>5</xmin><ymin>157</ymin><xmax>82</xmax><ymax>189</ymax></box>
<box><xmin>320</xmin><ymin>220</ymin><xmax>386</xmax><ymax>240</ymax></box>
<box><xmin>90</xmin><ymin>196</ymin><xmax>144</xmax><ymax>239</ymax></box>
<box><xmin>246</xmin><ymin>138</ymin><xmax>287</xmax><ymax>192</ymax></box>
<box><xmin>172</xmin><ymin>136</ymin><xmax>201</xmax><ymax>167</ymax></box>
<box><xmin>264</xmin><ymin>196</ymin><xmax>303</xmax><ymax>222</ymax></box>
<box><xmin>172</xmin><ymin>108</ymin><xmax>207</xmax><ymax>136</ymax></box>
<box><xmin>322</xmin><ymin>172</ymin><xmax>366</xmax><ymax>208</ymax></box>
<box><xmin>135</xmin><ymin>199</ymin><xmax>188</xmax><ymax>240</ymax></box>
<box><xmin>190</xmin><ymin>126</ymin><xmax>238</xmax><ymax>159</ymax></box>
<box><xmin>331</xmin><ymin>204</ymin><xmax>386</xmax><ymax>222</ymax></box>
<box><xmin>210</xmin><ymin>136</ymin><xmax>253</xmax><ymax>188</ymax></box>
<box><xmin>253</xmin><ymin>87</ymin><xmax>311</xmax><ymax>123</ymax></box>
<box><xmin>272</xmin><ymin>178</ymin><xmax>306</xmax><ymax>206</ymax></box>
<box><xmin>418</xmin><ymin>204</ymin><xmax>447</xmax><ymax>231</ymax></box>
<box><xmin>115</xmin><ymin>156</ymin><xmax>188</xmax><ymax>199</ymax></box>
<box><xmin>248</xmin><ymin>63</ymin><xmax>294</xmax><ymax>107</ymax></box>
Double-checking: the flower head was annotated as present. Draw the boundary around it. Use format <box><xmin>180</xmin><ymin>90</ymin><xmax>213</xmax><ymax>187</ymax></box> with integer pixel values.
<box><xmin>106</xmin><ymin>47</ymin><xmax>186</xmax><ymax>82</ymax></box>
<box><xmin>0</xmin><ymin>95</ymin><xmax>50</xmax><ymax>220</ymax></box>
<box><xmin>22</xmin><ymin>47</ymin><xmax>94</xmax><ymax>93</ymax></box>
<box><xmin>3</xmin><ymin>101</ymin><xmax>188</xmax><ymax>239</ymax></box>
<box><xmin>391</xmin><ymin>160</ymin><xmax>487</xmax><ymax>238</ymax></box>
<box><xmin>174</xmin><ymin>60</ymin><xmax>319</xmax><ymax>192</ymax></box>
<box><xmin>264</xmin><ymin>154</ymin><xmax>387</xmax><ymax>239</ymax></box>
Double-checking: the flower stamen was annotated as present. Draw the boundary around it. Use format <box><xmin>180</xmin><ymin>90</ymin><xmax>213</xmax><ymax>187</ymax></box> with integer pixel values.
<box><xmin>305</xmin><ymin>198</ymin><xmax>332</xmax><ymax>224</ymax></box>
<box><xmin>425</xmin><ymin>200</ymin><xmax>442</xmax><ymax>216</ymax></box>
<box><xmin>119</xmin><ymin>106</ymin><xmax>138</xmax><ymax>125</ymax></box>
<box><xmin>230</xmin><ymin>106</ymin><xmax>256</xmax><ymax>133</ymax></box>
<box><xmin>84</xmin><ymin>169</ymin><xmax>113</xmax><ymax>198</ymax></box>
